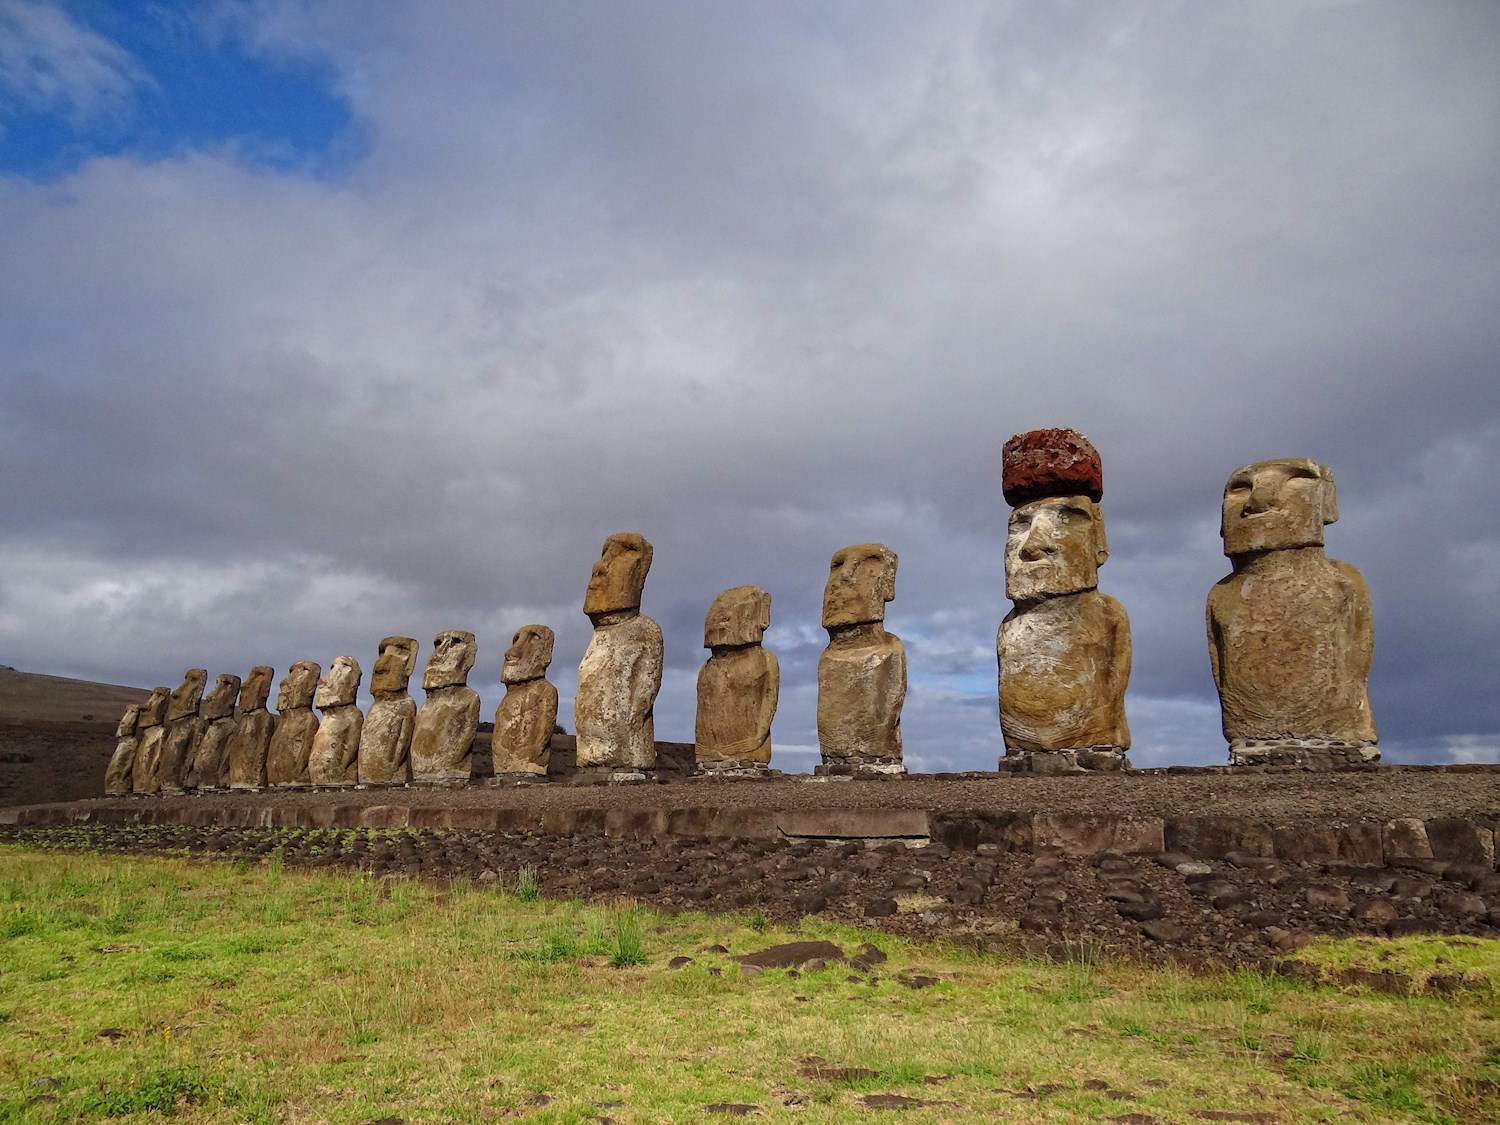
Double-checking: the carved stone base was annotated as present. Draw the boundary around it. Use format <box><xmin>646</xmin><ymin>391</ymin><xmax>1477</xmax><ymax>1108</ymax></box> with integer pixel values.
<box><xmin>694</xmin><ymin>760</ymin><xmax>774</xmax><ymax>779</ymax></box>
<box><xmin>486</xmin><ymin>772</ymin><xmax>549</xmax><ymax>787</ymax></box>
<box><xmin>1230</xmin><ymin>739</ymin><xmax>1379</xmax><ymax>768</ymax></box>
<box><xmin>815</xmin><ymin>758</ymin><xmax>907</xmax><ymax>778</ymax></box>
<box><xmin>998</xmin><ymin>746</ymin><xmax>1131</xmax><ymax>775</ymax></box>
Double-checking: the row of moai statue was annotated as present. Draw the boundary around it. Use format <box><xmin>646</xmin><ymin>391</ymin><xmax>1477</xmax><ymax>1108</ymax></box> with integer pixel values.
<box><xmin>106</xmin><ymin>427</ymin><xmax>1377</xmax><ymax>792</ymax></box>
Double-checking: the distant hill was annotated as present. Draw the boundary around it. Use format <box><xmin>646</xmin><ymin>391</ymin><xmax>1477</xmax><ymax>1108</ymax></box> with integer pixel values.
<box><xmin>0</xmin><ymin>667</ymin><xmax>149</xmax><ymax>732</ymax></box>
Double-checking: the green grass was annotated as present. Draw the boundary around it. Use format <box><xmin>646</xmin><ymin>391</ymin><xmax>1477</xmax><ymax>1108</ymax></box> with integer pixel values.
<box><xmin>1</xmin><ymin>845</ymin><xmax>1497</xmax><ymax>1123</ymax></box>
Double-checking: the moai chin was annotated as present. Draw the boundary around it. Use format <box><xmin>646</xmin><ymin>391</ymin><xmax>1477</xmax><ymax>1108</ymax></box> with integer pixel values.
<box><xmin>1208</xmin><ymin>458</ymin><xmax>1377</xmax><ymax>767</ymax></box>
<box><xmin>309</xmin><ymin>656</ymin><xmax>364</xmax><ymax>786</ymax></box>
<box><xmin>131</xmin><ymin>687</ymin><xmax>172</xmax><ymax>795</ymax></box>
<box><xmin>492</xmin><ymin>625</ymin><xmax>558</xmax><ymax>777</ymax></box>
<box><xmin>104</xmin><ymin>703</ymin><xmax>142</xmax><ymax>796</ymax></box>
<box><xmin>226</xmin><ymin>666</ymin><xmax>276</xmax><ymax>790</ymax></box>
<box><xmin>358</xmin><ymin>636</ymin><xmax>419</xmax><ymax>785</ymax></box>
<box><xmin>817</xmin><ymin>544</ymin><xmax>906</xmax><ymax>773</ymax></box>
<box><xmin>575</xmin><ymin>533</ymin><xmax>664</xmax><ymax>776</ymax></box>
<box><xmin>696</xmin><ymin>585</ymin><xmax>779</xmax><ymax>771</ymax></box>
<box><xmin>411</xmin><ymin>631</ymin><xmax>481</xmax><ymax>785</ymax></box>
<box><xmin>266</xmin><ymin>661</ymin><xmax>321</xmax><ymax>787</ymax></box>
<box><xmin>159</xmin><ymin>668</ymin><xmax>207</xmax><ymax>794</ymax></box>
<box><xmin>184</xmin><ymin>673</ymin><xmax>240</xmax><ymax>790</ymax></box>
<box><xmin>996</xmin><ymin>429</ymin><xmax>1132</xmax><ymax>774</ymax></box>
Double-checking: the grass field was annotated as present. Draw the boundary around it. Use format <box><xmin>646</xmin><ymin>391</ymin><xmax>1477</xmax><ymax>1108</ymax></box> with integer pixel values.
<box><xmin>1</xmin><ymin>845</ymin><xmax>1497</xmax><ymax>1123</ymax></box>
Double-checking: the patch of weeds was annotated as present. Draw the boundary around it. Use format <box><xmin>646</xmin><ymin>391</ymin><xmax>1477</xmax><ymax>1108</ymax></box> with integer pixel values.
<box><xmin>515</xmin><ymin>866</ymin><xmax>539</xmax><ymax>903</ymax></box>
<box><xmin>75</xmin><ymin>1064</ymin><xmax>225</xmax><ymax>1117</ymax></box>
<box><xmin>747</xmin><ymin>908</ymin><xmax>768</xmax><ymax>933</ymax></box>
<box><xmin>1344</xmin><ymin>1059</ymin><xmax>1447</xmax><ymax>1120</ymax></box>
<box><xmin>610</xmin><ymin>909</ymin><xmax>648</xmax><ymax>968</ymax></box>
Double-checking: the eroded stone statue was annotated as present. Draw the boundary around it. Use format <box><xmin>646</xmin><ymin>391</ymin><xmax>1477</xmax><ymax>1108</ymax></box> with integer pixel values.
<box><xmin>309</xmin><ymin>656</ymin><xmax>363</xmax><ymax>786</ymax></box>
<box><xmin>158</xmin><ymin>668</ymin><xmax>207</xmax><ymax>794</ymax></box>
<box><xmin>1208</xmin><ymin>458</ymin><xmax>1377</xmax><ymax>766</ymax></box>
<box><xmin>817</xmin><ymin>544</ymin><xmax>906</xmax><ymax>772</ymax></box>
<box><xmin>411</xmin><ymin>631</ymin><xmax>480</xmax><ymax>784</ymax></box>
<box><xmin>696</xmin><ymin>585</ymin><xmax>778</xmax><ymax>770</ymax></box>
<box><xmin>358</xmin><ymin>636</ymin><xmax>419</xmax><ymax>785</ymax></box>
<box><xmin>184</xmin><ymin>673</ymin><xmax>240</xmax><ymax>789</ymax></box>
<box><xmin>576</xmin><ymin>533</ymin><xmax>664</xmax><ymax>775</ymax></box>
<box><xmin>104</xmin><ymin>704</ymin><xmax>142</xmax><ymax>796</ymax></box>
<box><xmin>131</xmin><ymin>687</ymin><xmax>171</xmax><ymax>794</ymax></box>
<box><xmin>266</xmin><ymin>661</ymin><xmax>321</xmax><ymax>787</ymax></box>
<box><xmin>997</xmin><ymin>429</ymin><xmax>1131</xmax><ymax>773</ymax></box>
<box><xmin>226</xmin><ymin>666</ymin><xmax>276</xmax><ymax>790</ymax></box>
<box><xmin>492</xmin><ymin>625</ymin><xmax>558</xmax><ymax>777</ymax></box>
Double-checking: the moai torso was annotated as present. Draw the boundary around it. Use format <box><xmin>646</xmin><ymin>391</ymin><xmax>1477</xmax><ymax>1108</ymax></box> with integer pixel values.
<box><xmin>185</xmin><ymin>673</ymin><xmax>240</xmax><ymax>789</ymax></box>
<box><xmin>493</xmin><ymin>625</ymin><xmax>558</xmax><ymax>776</ymax></box>
<box><xmin>267</xmin><ymin>662</ymin><xmax>321</xmax><ymax>787</ymax></box>
<box><xmin>358</xmin><ymin>637</ymin><xmax>418</xmax><ymax>785</ymax></box>
<box><xmin>412</xmin><ymin>631</ymin><xmax>480</xmax><ymax>784</ymax></box>
<box><xmin>160</xmin><ymin>669</ymin><xmax>207</xmax><ymax>793</ymax></box>
<box><xmin>696</xmin><ymin>585</ymin><xmax>779</xmax><ymax>767</ymax></box>
<box><xmin>104</xmin><ymin>704</ymin><xmax>142</xmax><ymax>796</ymax></box>
<box><xmin>309</xmin><ymin>656</ymin><xmax>363</xmax><ymax>786</ymax></box>
<box><xmin>131</xmin><ymin>688</ymin><xmax>171</xmax><ymax>795</ymax></box>
<box><xmin>226</xmin><ymin>666</ymin><xmax>276</xmax><ymax>790</ymax></box>
<box><xmin>816</xmin><ymin>545</ymin><xmax>906</xmax><ymax>769</ymax></box>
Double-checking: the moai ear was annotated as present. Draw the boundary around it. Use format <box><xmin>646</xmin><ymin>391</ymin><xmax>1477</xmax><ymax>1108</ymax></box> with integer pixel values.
<box><xmin>757</xmin><ymin>588</ymin><xmax>772</xmax><ymax>633</ymax></box>
<box><xmin>1318</xmin><ymin>464</ymin><xmax>1339</xmax><ymax>526</ymax></box>
<box><xmin>876</xmin><ymin>548</ymin><xmax>898</xmax><ymax>602</ymax></box>
<box><xmin>1091</xmin><ymin>500</ymin><xmax>1110</xmax><ymax>566</ymax></box>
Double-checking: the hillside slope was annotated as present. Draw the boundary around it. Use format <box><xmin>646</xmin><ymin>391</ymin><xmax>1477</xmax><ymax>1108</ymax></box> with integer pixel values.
<box><xmin>0</xmin><ymin>668</ymin><xmax>148</xmax><ymax>806</ymax></box>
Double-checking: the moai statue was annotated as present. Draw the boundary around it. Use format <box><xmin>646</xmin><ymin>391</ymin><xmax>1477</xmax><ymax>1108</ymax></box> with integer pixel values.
<box><xmin>309</xmin><ymin>656</ymin><xmax>363</xmax><ymax>786</ymax></box>
<box><xmin>184</xmin><ymin>673</ymin><xmax>240</xmax><ymax>790</ymax></box>
<box><xmin>104</xmin><ymin>703</ymin><xmax>142</xmax><ymax>796</ymax></box>
<box><xmin>131</xmin><ymin>687</ymin><xmax>171</xmax><ymax>794</ymax></box>
<box><xmin>492</xmin><ymin>625</ymin><xmax>558</xmax><ymax>778</ymax></box>
<box><xmin>411</xmin><ymin>631</ymin><xmax>480</xmax><ymax>785</ymax></box>
<box><xmin>817</xmin><ymin>544</ymin><xmax>906</xmax><ymax>773</ymax></box>
<box><xmin>358</xmin><ymin>636</ymin><xmax>419</xmax><ymax>785</ymax></box>
<box><xmin>996</xmin><ymin>429</ymin><xmax>1132</xmax><ymax>773</ymax></box>
<box><xmin>226</xmin><ymin>666</ymin><xmax>276</xmax><ymax>790</ymax></box>
<box><xmin>1208</xmin><ymin>458</ymin><xmax>1377</xmax><ymax>767</ymax></box>
<box><xmin>159</xmin><ymin>668</ymin><xmax>207</xmax><ymax>794</ymax></box>
<box><xmin>695</xmin><ymin>586</ymin><xmax>779</xmax><ymax>772</ymax></box>
<box><xmin>266</xmin><ymin>661</ymin><xmax>321</xmax><ymax>787</ymax></box>
<box><xmin>575</xmin><ymin>533</ymin><xmax>664</xmax><ymax>776</ymax></box>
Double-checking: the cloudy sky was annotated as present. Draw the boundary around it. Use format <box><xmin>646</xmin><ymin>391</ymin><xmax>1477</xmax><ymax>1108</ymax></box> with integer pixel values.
<box><xmin>2</xmin><ymin>0</ymin><xmax>1497</xmax><ymax>770</ymax></box>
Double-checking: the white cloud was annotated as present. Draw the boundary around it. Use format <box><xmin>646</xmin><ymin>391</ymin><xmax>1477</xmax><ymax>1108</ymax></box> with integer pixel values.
<box><xmin>0</xmin><ymin>0</ymin><xmax>146</xmax><ymax>126</ymax></box>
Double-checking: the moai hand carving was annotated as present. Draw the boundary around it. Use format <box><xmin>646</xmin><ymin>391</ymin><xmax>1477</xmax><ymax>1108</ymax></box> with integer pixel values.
<box><xmin>411</xmin><ymin>631</ymin><xmax>480</xmax><ymax>784</ymax></box>
<box><xmin>184</xmin><ymin>673</ymin><xmax>240</xmax><ymax>789</ymax></box>
<box><xmin>267</xmin><ymin>662</ymin><xmax>321</xmax><ymax>787</ymax></box>
<box><xmin>997</xmin><ymin>429</ymin><xmax>1131</xmax><ymax>773</ymax></box>
<box><xmin>309</xmin><ymin>656</ymin><xmax>363</xmax><ymax>786</ymax></box>
<box><xmin>492</xmin><ymin>625</ymin><xmax>558</xmax><ymax>777</ymax></box>
<box><xmin>160</xmin><ymin>668</ymin><xmax>207</xmax><ymax>794</ymax></box>
<box><xmin>817</xmin><ymin>544</ymin><xmax>906</xmax><ymax>772</ymax></box>
<box><xmin>575</xmin><ymin>533</ymin><xmax>664</xmax><ymax>774</ymax></box>
<box><xmin>131</xmin><ymin>687</ymin><xmax>171</xmax><ymax>794</ymax></box>
<box><xmin>696</xmin><ymin>586</ymin><xmax>779</xmax><ymax>770</ymax></box>
<box><xmin>104</xmin><ymin>704</ymin><xmax>142</xmax><ymax>796</ymax></box>
<box><xmin>226</xmin><ymin>666</ymin><xmax>276</xmax><ymax>790</ymax></box>
<box><xmin>358</xmin><ymin>636</ymin><xmax>419</xmax><ymax>785</ymax></box>
<box><xmin>1208</xmin><ymin>458</ymin><xmax>1377</xmax><ymax>766</ymax></box>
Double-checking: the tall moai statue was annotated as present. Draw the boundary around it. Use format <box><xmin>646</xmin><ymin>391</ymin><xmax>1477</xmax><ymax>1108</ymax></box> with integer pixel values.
<box><xmin>1208</xmin><ymin>458</ymin><xmax>1377</xmax><ymax>767</ymax></box>
<box><xmin>159</xmin><ymin>668</ymin><xmax>207</xmax><ymax>794</ymax></box>
<box><xmin>131</xmin><ymin>686</ymin><xmax>171</xmax><ymax>794</ymax></box>
<box><xmin>411</xmin><ymin>631</ymin><xmax>481</xmax><ymax>785</ymax></box>
<box><xmin>575</xmin><ymin>533</ymin><xmax>664</xmax><ymax>776</ymax></box>
<box><xmin>266</xmin><ymin>661</ymin><xmax>321</xmax><ymax>787</ymax></box>
<box><xmin>997</xmin><ymin>429</ymin><xmax>1132</xmax><ymax>773</ymax></box>
<box><xmin>226</xmin><ymin>666</ymin><xmax>276</xmax><ymax>790</ymax></box>
<box><xmin>104</xmin><ymin>703</ymin><xmax>142</xmax><ymax>796</ymax></box>
<box><xmin>184</xmin><ymin>673</ymin><xmax>240</xmax><ymax>790</ymax></box>
<box><xmin>492</xmin><ymin>625</ymin><xmax>558</xmax><ymax>777</ymax></box>
<box><xmin>817</xmin><ymin>544</ymin><xmax>906</xmax><ymax>773</ymax></box>
<box><xmin>358</xmin><ymin>636</ymin><xmax>419</xmax><ymax>786</ymax></box>
<box><xmin>309</xmin><ymin>656</ymin><xmax>363</xmax><ymax>786</ymax></box>
<box><xmin>696</xmin><ymin>585</ymin><xmax>779</xmax><ymax>772</ymax></box>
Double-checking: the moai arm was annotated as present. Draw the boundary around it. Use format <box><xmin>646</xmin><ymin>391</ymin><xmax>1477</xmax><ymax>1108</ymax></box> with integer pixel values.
<box><xmin>629</xmin><ymin>620</ymin><xmax>665</xmax><ymax>723</ymax></box>
<box><xmin>757</xmin><ymin>650</ymin><xmax>781</xmax><ymax>747</ymax></box>
<box><xmin>1103</xmin><ymin>593</ymin><xmax>1132</xmax><ymax>745</ymax></box>
<box><xmin>1206</xmin><ymin>584</ymin><xmax>1227</xmax><ymax>697</ymax></box>
<box><xmin>1336</xmin><ymin>559</ymin><xmax>1378</xmax><ymax>741</ymax></box>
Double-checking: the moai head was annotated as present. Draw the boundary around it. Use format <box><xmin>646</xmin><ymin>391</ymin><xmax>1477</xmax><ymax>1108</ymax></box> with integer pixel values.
<box><xmin>423</xmin><ymin>630</ymin><xmax>476</xmax><ymax>690</ymax></box>
<box><xmin>116</xmin><ymin>703</ymin><xmax>142</xmax><ymax>738</ymax></box>
<box><xmin>240</xmin><ymin>666</ymin><xmax>275</xmax><ymax>711</ymax></box>
<box><xmin>201</xmin><ymin>674</ymin><xmax>242</xmax><ymax>721</ymax></box>
<box><xmin>370</xmin><ymin>636</ymin><xmax>419</xmax><ymax>697</ymax></box>
<box><xmin>583</xmin><ymin>533</ymin><xmax>654</xmax><ymax>617</ymax></box>
<box><xmin>167</xmin><ymin>668</ymin><xmax>207</xmax><ymax>722</ymax></box>
<box><xmin>1220</xmin><ymin>458</ymin><xmax>1338</xmax><ymax>557</ymax></box>
<box><xmin>822</xmin><ymin>544</ymin><xmax>898</xmax><ymax>629</ymax></box>
<box><xmin>704</xmin><ymin>585</ymin><xmax>771</xmax><ymax>649</ymax></box>
<box><xmin>277</xmin><ymin>662</ymin><xmax>321</xmax><ymax>710</ymax></box>
<box><xmin>315</xmin><ymin>655</ymin><xmax>362</xmax><ymax>709</ymax></box>
<box><xmin>140</xmin><ymin>687</ymin><xmax>171</xmax><ymax>727</ymax></box>
<box><xmin>502</xmin><ymin>625</ymin><xmax>555</xmax><ymax>685</ymax></box>
<box><xmin>1001</xmin><ymin>428</ymin><xmax>1108</xmax><ymax>603</ymax></box>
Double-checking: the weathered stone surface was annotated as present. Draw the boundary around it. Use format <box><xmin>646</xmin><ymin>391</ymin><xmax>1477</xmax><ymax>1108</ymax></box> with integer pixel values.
<box><xmin>412</xmin><ymin>632</ymin><xmax>479</xmax><ymax>784</ymax></box>
<box><xmin>159</xmin><ymin>669</ymin><xmax>206</xmax><ymax>794</ymax></box>
<box><xmin>130</xmin><ymin>687</ymin><xmax>171</xmax><ymax>795</ymax></box>
<box><xmin>103</xmin><ymin>704</ymin><xmax>141</xmax><ymax>796</ymax></box>
<box><xmin>1001</xmin><ymin>428</ymin><xmax>1103</xmax><ymax>506</ymax></box>
<box><xmin>818</xmin><ymin>544</ymin><xmax>905</xmax><ymax>767</ymax></box>
<box><xmin>697</xmin><ymin>586</ymin><xmax>779</xmax><ymax>768</ymax></box>
<box><xmin>226</xmin><ymin>666</ymin><xmax>275</xmax><ymax>791</ymax></box>
<box><xmin>576</xmin><ymin>534</ymin><xmax>663</xmax><ymax>771</ymax></box>
<box><xmin>309</xmin><ymin>656</ymin><xmax>363</xmax><ymax>786</ymax></box>
<box><xmin>493</xmin><ymin>625</ymin><xmax>558</xmax><ymax>776</ymax></box>
<box><xmin>184</xmin><ymin>673</ymin><xmax>240</xmax><ymax>789</ymax></box>
<box><xmin>1208</xmin><ymin>459</ymin><xmax>1377</xmax><ymax>764</ymax></box>
<box><xmin>358</xmin><ymin>636</ymin><xmax>419</xmax><ymax>786</ymax></box>
<box><xmin>266</xmin><ymin>662</ymin><xmax>321</xmax><ymax>787</ymax></box>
